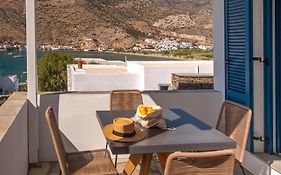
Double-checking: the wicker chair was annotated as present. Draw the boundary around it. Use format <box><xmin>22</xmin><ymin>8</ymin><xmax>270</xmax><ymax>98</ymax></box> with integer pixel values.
<box><xmin>45</xmin><ymin>107</ymin><xmax>118</xmax><ymax>175</ymax></box>
<box><xmin>164</xmin><ymin>150</ymin><xmax>235</xmax><ymax>175</ymax></box>
<box><xmin>109</xmin><ymin>89</ymin><xmax>143</xmax><ymax>167</ymax></box>
<box><xmin>110</xmin><ymin>89</ymin><xmax>143</xmax><ymax>111</ymax></box>
<box><xmin>216</xmin><ymin>100</ymin><xmax>252</xmax><ymax>175</ymax></box>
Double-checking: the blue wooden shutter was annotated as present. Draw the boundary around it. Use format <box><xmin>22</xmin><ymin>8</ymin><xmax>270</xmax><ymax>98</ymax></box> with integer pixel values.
<box><xmin>225</xmin><ymin>0</ymin><xmax>252</xmax><ymax>107</ymax></box>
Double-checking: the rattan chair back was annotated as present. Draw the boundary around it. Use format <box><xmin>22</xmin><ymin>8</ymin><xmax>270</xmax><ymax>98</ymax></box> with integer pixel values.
<box><xmin>45</xmin><ymin>107</ymin><xmax>70</xmax><ymax>175</ymax></box>
<box><xmin>216</xmin><ymin>100</ymin><xmax>252</xmax><ymax>163</ymax></box>
<box><xmin>110</xmin><ymin>90</ymin><xmax>143</xmax><ymax>110</ymax></box>
<box><xmin>164</xmin><ymin>150</ymin><xmax>235</xmax><ymax>175</ymax></box>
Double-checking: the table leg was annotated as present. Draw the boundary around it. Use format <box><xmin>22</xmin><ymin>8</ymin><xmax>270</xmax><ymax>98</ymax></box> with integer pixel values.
<box><xmin>123</xmin><ymin>154</ymin><xmax>142</xmax><ymax>175</ymax></box>
<box><xmin>157</xmin><ymin>152</ymin><xmax>172</xmax><ymax>172</ymax></box>
<box><xmin>139</xmin><ymin>153</ymin><xmax>153</xmax><ymax>175</ymax></box>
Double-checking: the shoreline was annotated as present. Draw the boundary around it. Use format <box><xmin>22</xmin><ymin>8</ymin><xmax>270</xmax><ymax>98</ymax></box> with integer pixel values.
<box><xmin>0</xmin><ymin>50</ymin><xmax>212</xmax><ymax>61</ymax></box>
<box><xmin>105</xmin><ymin>51</ymin><xmax>212</xmax><ymax>61</ymax></box>
<box><xmin>105</xmin><ymin>51</ymin><xmax>190</xmax><ymax>60</ymax></box>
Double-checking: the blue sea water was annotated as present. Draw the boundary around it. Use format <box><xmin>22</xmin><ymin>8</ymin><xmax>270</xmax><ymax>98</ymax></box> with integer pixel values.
<box><xmin>0</xmin><ymin>50</ymin><xmax>177</xmax><ymax>82</ymax></box>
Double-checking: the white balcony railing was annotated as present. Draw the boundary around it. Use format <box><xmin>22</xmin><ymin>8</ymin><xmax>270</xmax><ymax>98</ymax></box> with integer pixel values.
<box><xmin>38</xmin><ymin>90</ymin><xmax>222</xmax><ymax>161</ymax></box>
<box><xmin>0</xmin><ymin>93</ymin><xmax>28</xmax><ymax>175</ymax></box>
<box><xmin>1</xmin><ymin>90</ymin><xmax>279</xmax><ymax>174</ymax></box>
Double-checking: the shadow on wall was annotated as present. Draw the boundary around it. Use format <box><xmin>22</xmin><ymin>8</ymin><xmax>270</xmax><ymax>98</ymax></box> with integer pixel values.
<box><xmin>0</xmin><ymin>101</ymin><xmax>28</xmax><ymax>175</ymax></box>
<box><xmin>145</xmin><ymin>91</ymin><xmax>223</xmax><ymax>127</ymax></box>
<box><xmin>38</xmin><ymin>93</ymin><xmax>79</xmax><ymax>161</ymax></box>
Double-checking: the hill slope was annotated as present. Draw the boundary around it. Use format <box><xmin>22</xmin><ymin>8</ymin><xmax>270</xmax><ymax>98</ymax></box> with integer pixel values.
<box><xmin>0</xmin><ymin>0</ymin><xmax>213</xmax><ymax>49</ymax></box>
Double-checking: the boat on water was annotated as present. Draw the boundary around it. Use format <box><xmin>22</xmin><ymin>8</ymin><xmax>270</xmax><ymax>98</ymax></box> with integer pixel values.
<box><xmin>12</xmin><ymin>55</ymin><xmax>24</xmax><ymax>58</ymax></box>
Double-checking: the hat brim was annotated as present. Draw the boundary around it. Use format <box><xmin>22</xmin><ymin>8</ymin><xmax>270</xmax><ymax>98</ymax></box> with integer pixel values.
<box><xmin>103</xmin><ymin>124</ymin><xmax>146</xmax><ymax>142</ymax></box>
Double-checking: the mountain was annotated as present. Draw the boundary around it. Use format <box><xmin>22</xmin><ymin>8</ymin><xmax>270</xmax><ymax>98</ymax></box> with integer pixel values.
<box><xmin>0</xmin><ymin>0</ymin><xmax>26</xmax><ymax>44</ymax></box>
<box><xmin>0</xmin><ymin>0</ymin><xmax>213</xmax><ymax>49</ymax></box>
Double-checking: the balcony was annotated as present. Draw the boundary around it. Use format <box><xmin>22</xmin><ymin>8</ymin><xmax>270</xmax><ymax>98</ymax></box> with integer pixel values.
<box><xmin>1</xmin><ymin>0</ymin><xmax>279</xmax><ymax>174</ymax></box>
<box><xmin>0</xmin><ymin>90</ymin><xmax>259</xmax><ymax>175</ymax></box>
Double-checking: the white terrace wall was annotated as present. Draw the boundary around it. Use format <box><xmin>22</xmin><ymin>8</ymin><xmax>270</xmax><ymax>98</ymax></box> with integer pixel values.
<box><xmin>68</xmin><ymin>65</ymin><xmax>141</xmax><ymax>91</ymax></box>
<box><xmin>127</xmin><ymin>61</ymin><xmax>214</xmax><ymax>90</ymax></box>
<box><xmin>0</xmin><ymin>93</ymin><xmax>28</xmax><ymax>175</ymax></box>
<box><xmin>126</xmin><ymin>62</ymin><xmax>145</xmax><ymax>90</ymax></box>
<box><xmin>71</xmin><ymin>73</ymin><xmax>141</xmax><ymax>91</ymax></box>
<box><xmin>68</xmin><ymin>61</ymin><xmax>213</xmax><ymax>92</ymax></box>
<box><xmin>143</xmin><ymin>62</ymin><xmax>213</xmax><ymax>90</ymax></box>
<box><xmin>38</xmin><ymin>91</ymin><xmax>222</xmax><ymax>161</ymax></box>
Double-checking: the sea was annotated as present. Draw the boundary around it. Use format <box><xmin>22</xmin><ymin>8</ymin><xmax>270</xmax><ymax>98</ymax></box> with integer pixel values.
<box><xmin>0</xmin><ymin>50</ymin><xmax>178</xmax><ymax>83</ymax></box>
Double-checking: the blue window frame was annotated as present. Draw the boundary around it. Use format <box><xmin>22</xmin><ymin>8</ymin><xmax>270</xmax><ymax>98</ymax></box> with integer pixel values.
<box><xmin>224</xmin><ymin>0</ymin><xmax>253</xmax><ymax>151</ymax></box>
<box><xmin>263</xmin><ymin>0</ymin><xmax>273</xmax><ymax>153</ymax></box>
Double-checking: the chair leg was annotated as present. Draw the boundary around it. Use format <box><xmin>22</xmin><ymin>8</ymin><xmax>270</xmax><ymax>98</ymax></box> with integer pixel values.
<box><xmin>115</xmin><ymin>154</ymin><xmax>118</xmax><ymax>168</ymax></box>
<box><xmin>240</xmin><ymin>164</ymin><xmax>246</xmax><ymax>175</ymax></box>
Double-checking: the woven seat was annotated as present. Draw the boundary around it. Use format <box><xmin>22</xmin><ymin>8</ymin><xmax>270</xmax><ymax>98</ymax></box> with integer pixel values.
<box><xmin>216</xmin><ymin>100</ymin><xmax>252</xmax><ymax>174</ymax></box>
<box><xmin>45</xmin><ymin>107</ymin><xmax>118</xmax><ymax>175</ymax></box>
<box><xmin>164</xmin><ymin>150</ymin><xmax>235</xmax><ymax>175</ymax></box>
<box><xmin>110</xmin><ymin>90</ymin><xmax>143</xmax><ymax>111</ymax></box>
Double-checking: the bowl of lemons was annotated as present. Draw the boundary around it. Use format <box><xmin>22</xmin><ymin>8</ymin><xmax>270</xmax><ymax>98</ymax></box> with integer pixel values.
<box><xmin>136</xmin><ymin>104</ymin><xmax>162</xmax><ymax>119</ymax></box>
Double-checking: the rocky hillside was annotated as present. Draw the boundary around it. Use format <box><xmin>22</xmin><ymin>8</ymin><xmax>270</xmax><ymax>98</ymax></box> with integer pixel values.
<box><xmin>0</xmin><ymin>0</ymin><xmax>26</xmax><ymax>43</ymax></box>
<box><xmin>0</xmin><ymin>0</ymin><xmax>213</xmax><ymax>49</ymax></box>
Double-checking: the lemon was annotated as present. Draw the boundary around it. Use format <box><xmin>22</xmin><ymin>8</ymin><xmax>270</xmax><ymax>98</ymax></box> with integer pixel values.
<box><xmin>146</xmin><ymin>107</ymin><xmax>155</xmax><ymax>114</ymax></box>
<box><xmin>139</xmin><ymin>106</ymin><xmax>147</xmax><ymax>115</ymax></box>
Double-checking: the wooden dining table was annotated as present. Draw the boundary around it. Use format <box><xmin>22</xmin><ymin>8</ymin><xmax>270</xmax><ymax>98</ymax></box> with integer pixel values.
<box><xmin>96</xmin><ymin>108</ymin><xmax>236</xmax><ymax>175</ymax></box>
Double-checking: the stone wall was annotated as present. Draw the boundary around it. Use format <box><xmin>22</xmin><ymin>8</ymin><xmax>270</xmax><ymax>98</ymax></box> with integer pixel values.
<box><xmin>171</xmin><ymin>73</ymin><xmax>213</xmax><ymax>90</ymax></box>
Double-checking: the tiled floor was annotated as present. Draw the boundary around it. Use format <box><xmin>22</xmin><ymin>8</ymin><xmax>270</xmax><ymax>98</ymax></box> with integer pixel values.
<box><xmin>28</xmin><ymin>155</ymin><xmax>252</xmax><ymax>175</ymax></box>
<box><xmin>255</xmin><ymin>153</ymin><xmax>281</xmax><ymax>174</ymax></box>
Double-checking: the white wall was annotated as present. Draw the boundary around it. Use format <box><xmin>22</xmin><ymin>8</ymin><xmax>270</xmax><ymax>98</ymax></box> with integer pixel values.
<box><xmin>253</xmin><ymin>0</ymin><xmax>265</xmax><ymax>152</ymax></box>
<box><xmin>127</xmin><ymin>61</ymin><xmax>213</xmax><ymax>90</ymax></box>
<box><xmin>38</xmin><ymin>91</ymin><xmax>222</xmax><ymax>161</ymax></box>
<box><xmin>213</xmin><ymin>0</ymin><xmax>225</xmax><ymax>97</ymax></box>
<box><xmin>0</xmin><ymin>94</ymin><xmax>28</xmax><ymax>175</ymax></box>
<box><xmin>143</xmin><ymin>62</ymin><xmax>213</xmax><ymax>90</ymax></box>
<box><xmin>127</xmin><ymin>62</ymin><xmax>145</xmax><ymax>90</ymax></box>
<box><xmin>38</xmin><ymin>93</ymin><xmax>60</xmax><ymax>161</ymax></box>
<box><xmin>72</xmin><ymin>73</ymin><xmax>141</xmax><ymax>91</ymax></box>
<box><xmin>145</xmin><ymin>91</ymin><xmax>222</xmax><ymax>127</ymax></box>
<box><xmin>69</xmin><ymin>61</ymin><xmax>213</xmax><ymax>91</ymax></box>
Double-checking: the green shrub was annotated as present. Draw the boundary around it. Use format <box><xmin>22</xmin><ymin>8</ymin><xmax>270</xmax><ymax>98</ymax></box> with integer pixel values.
<box><xmin>114</xmin><ymin>48</ymin><xmax>125</xmax><ymax>52</ymax></box>
<box><xmin>38</xmin><ymin>52</ymin><xmax>74</xmax><ymax>91</ymax></box>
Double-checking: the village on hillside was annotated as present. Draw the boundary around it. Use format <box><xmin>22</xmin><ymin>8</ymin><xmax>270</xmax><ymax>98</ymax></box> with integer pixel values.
<box><xmin>0</xmin><ymin>37</ymin><xmax>213</xmax><ymax>53</ymax></box>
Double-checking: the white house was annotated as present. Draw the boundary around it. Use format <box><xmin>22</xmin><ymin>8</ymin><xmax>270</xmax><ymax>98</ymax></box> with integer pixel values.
<box><xmin>0</xmin><ymin>75</ymin><xmax>19</xmax><ymax>95</ymax></box>
<box><xmin>67</xmin><ymin>61</ymin><xmax>213</xmax><ymax>91</ymax></box>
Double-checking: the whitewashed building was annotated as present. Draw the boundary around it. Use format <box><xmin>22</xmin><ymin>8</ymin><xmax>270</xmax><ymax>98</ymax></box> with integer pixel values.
<box><xmin>67</xmin><ymin>61</ymin><xmax>213</xmax><ymax>91</ymax></box>
<box><xmin>0</xmin><ymin>75</ymin><xmax>19</xmax><ymax>95</ymax></box>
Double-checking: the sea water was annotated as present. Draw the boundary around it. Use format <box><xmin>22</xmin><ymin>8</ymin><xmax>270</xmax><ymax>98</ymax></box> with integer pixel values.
<box><xmin>0</xmin><ymin>50</ymin><xmax>176</xmax><ymax>82</ymax></box>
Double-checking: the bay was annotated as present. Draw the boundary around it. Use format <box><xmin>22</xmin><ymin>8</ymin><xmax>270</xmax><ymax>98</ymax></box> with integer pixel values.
<box><xmin>0</xmin><ymin>50</ymin><xmax>178</xmax><ymax>82</ymax></box>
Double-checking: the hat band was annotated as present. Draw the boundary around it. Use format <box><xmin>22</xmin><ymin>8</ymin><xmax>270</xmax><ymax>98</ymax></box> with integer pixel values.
<box><xmin>113</xmin><ymin>130</ymin><xmax>136</xmax><ymax>137</ymax></box>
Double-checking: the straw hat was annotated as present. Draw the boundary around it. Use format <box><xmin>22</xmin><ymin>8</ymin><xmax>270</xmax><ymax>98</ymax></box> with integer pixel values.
<box><xmin>103</xmin><ymin>118</ymin><xmax>146</xmax><ymax>142</ymax></box>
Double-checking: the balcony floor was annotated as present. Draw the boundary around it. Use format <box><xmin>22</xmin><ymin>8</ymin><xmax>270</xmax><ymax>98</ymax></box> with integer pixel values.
<box><xmin>28</xmin><ymin>155</ymin><xmax>252</xmax><ymax>175</ymax></box>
